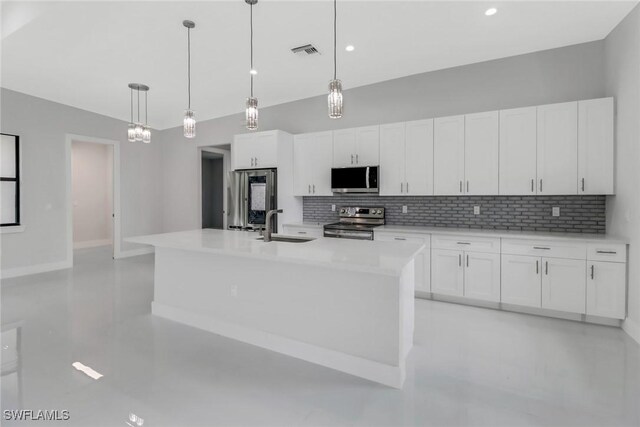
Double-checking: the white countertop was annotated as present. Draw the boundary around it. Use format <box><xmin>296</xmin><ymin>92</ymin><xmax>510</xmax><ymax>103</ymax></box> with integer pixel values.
<box><xmin>282</xmin><ymin>222</ymin><xmax>327</xmax><ymax>229</ymax></box>
<box><xmin>127</xmin><ymin>229</ymin><xmax>424</xmax><ymax>276</ymax></box>
<box><xmin>374</xmin><ymin>225</ymin><xmax>628</xmax><ymax>244</ymax></box>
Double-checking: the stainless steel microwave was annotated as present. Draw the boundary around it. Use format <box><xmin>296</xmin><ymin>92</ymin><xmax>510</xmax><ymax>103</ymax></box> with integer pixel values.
<box><xmin>331</xmin><ymin>166</ymin><xmax>379</xmax><ymax>193</ymax></box>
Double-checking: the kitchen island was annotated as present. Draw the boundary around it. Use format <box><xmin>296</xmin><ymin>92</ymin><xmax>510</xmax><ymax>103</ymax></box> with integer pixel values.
<box><xmin>127</xmin><ymin>229</ymin><xmax>424</xmax><ymax>388</ymax></box>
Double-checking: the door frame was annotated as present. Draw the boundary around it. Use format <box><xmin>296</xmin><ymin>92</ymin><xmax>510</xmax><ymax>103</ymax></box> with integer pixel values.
<box><xmin>197</xmin><ymin>146</ymin><xmax>230</xmax><ymax>230</ymax></box>
<box><xmin>65</xmin><ymin>134</ymin><xmax>121</xmax><ymax>263</ymax></box>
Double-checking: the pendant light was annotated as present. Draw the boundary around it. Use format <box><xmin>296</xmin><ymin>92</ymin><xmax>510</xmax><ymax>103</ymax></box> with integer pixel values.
<box><xmin>183</xmin><ymin>20</ymin><xmax>196</xmax><ymax>138</ymax></box>
<box><xmin>245</xmin><ymin>0</ymin><xmax>258</xmax><ymax>130</ymax></box>
<box><xmin>127</xmin><ymin>83</ymin><xmax>150</xmax><ymax>143</ymax></box>
<box><xmin>328</xmin><ymin>0</ymin><xmax>343</xmax><ymax>119</ymax></box>
<box><xmin>142</xmin><ymin>91</ymin><xmax>151</xmax><ymax>143</ymax></box>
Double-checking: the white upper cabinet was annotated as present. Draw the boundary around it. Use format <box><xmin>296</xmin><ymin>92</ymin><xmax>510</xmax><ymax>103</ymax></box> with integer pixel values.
<box><xmin>332</xmin><ymin>128</ymin><xmax>357</xmax><ymax>167</ymax></box>
<box><xmin>499</xmin><ymin>107</ymin><xmax>537</xmax><ymax>195</ymax></box>
<box><xmin>434</xmin><ymin>115</ymin><xmax>465</xmax><ymax>195</ymax></box>
<box><xmin>294</xmin><ymin>131</ymin><xmax>333</xmax><ymax>196</ymax></box>
<box><xmin>232</xmin><ymin>131</ymin><xmax>279</xmax><ymax>170</ymax></box>
<box><xmin>380</xmin><ymin>119</ymin><xmax>434</xmax><ymax>196</ymax></box>
<box><xmin>405</xmin><ymin>119</ymin><xmax>434</xmax><ymax>196</ymax></box>
<box><xmin>379</xmin><ymin>123</ymin><xmax>406</xmax><ymax>196</ymax></box>
<box><xmin>355</xmin><ymin>126</ymin><xmax>380</xmax><ymax>166</ymax></box>
<box><xmin>464</xmin><ymin>111</ymin><xmax>499</xmax><ymax>195</ymax></box>
<box><xmin>536</xmin><ymin>101</ymin><xmax>578</xmax><ymax>195</ymax></box>
<box><xmin>332</xmin><ymin>126</ymin><xmax>379</xmax><ymax>167</ymax></box>
<box><xmin>578</xmin><ymin>97</ymin><xmax>614</xmax><ymax>194</ymax></box>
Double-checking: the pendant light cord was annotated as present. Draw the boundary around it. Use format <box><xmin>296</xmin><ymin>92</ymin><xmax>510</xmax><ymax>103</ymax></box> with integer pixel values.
<box><xmin>333</xmin><ymin>0</ymin><xmax>337</xmax><ymax>80</ymax></box>
<box><xmin>187</xmin><ymin>27</ymin><xmax>192</xmax><ymax>110</ymax></box>
<box><xmin>145</xmin><ymin>91</ymin><xmax>148</xmax><ymax>125</ymax></box>
<box><xmin>250</xmin><ymin>3</ymin><xmax>254</xmax><ymax>97</ymax></box>
<box><xmin>137</xmin><ymin>89</ymin><xmax>140</xmax><ymax>123</ymax></box>
<box><xmin>130</xmin><ymin>88</ymin><xmax>133</xmax><ymax>123</ymax></box>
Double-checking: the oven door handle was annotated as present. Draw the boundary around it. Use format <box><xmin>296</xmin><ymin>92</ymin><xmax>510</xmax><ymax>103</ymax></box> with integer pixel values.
<box><xmin>323</xmin><ymin>229</ymin><xmax>373</xmax><ymax>240</ymax></box>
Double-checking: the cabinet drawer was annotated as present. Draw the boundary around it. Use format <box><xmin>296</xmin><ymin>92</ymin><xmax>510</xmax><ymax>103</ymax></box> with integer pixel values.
<box><xmin>375</xmin><ymin>232</ymin><xmax>430</xmax><ymax>244</ymax></box>
<box><xmin>501</xmin><ymin>239</ymin><xmax>586</xmax><ymax>260</ymax></box>
<box><xmin>587</xmin><ymin>243</ymin><xmax>626</xmax><ymax>263</ymax></box>
<box><xmin>431</xmin><ymin>234</ymin><xmax>500</xmax><ymax>253</ymax></box>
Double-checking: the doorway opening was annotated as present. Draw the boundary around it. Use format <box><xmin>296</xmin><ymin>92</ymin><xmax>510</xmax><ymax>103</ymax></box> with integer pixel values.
<box><xmin>65</xmin><ymin>134</ymin><xmax>120</xmax><ymax>264</ymax></box>
<box><xmin>199</xmin><ymin>146</ymin><xmax>230</xmax><ymax>230</ymax></box>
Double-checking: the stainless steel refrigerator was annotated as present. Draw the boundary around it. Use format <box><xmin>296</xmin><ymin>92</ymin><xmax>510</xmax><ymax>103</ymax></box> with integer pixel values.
<box><xmin>227</xmin><ymin>169</ymin><xmax>277</xmax><ymax>231</ymax></box>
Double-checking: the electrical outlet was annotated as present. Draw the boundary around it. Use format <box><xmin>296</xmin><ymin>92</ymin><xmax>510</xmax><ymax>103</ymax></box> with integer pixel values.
<box><xmin>331</xmin><ymin>204</ymin><xmax>336</xmax><ymax>212</ymax></box>
<box><xmin>402</xmin><ymin>206</ymin><xmax>408</xmax><ymax>214</ymax></box>
<box><xmin>474</xmin><ymin>206</ymin><xmax>480</xmax><ymax>215</ymax></box>
<box><xmin>230</xmin><ymin>285</ymin><xmax>238</xmax><ymax>297</ymax></box>
<box><xmin>552</xmin><ymin>207</ymin><xmax>560</xmax><ymax>217</ymax></box>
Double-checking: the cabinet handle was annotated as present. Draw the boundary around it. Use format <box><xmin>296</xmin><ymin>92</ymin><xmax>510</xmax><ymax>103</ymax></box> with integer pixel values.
<box><xmin>459</xmin><ymin>254</ymin><xmax>462</xmax><ymax>266</ymax></box>
<box><xmin>406</xmin><ymin>182</ymin><xmax>409</xmax><ymax>193</ymax></box>
<box><xmin>356</xmin><ymin>154</ymin><xmax>359</xmax><ymax>164</ymax></box>
<box><xmin>533</xmin><ymin>246</ymin><xmax>551</xmax><ymax>250</ymax></box>
<box><xmin>466</xmin><ymin>181</ymin><xmax>469</xmax><ymax>193</ymax></box>
<box><xmin>351</xmin><ymin>154</ymin><xmax>354</xmax><ymax>165</ymax></box>
<box><xmin>255</xmin><ymin>157</ymin><xmax>258</xmax><ymax>167</ymax></box>
<box><xmin>596</xmin><ymin>250</ymin><xmax>617</xmax><ymax>254</ymax></box>
<box><xmin>313</xmin><ymin>184</ymin><xmax>315</xmax><ymax>194</ymax></box>
<box><xmin>581</xmin><ymin>178</ymin><xmax>585</xmax><ymax>192</ymax></box>
<box><xmin>400</xmin><ymin>182</ymin><xmax>403</xmax><ymax>193</ymax></box>
<box><xmin>251</xmin><ymin>157</ymin><xmax>254</xmax><ymax>167</ymax></box>
<box><xmin>591</xmin><ymin>264</ymin><xmax>595</xmax><ymax>280</ymax></box>
<box><xmin>457</xmin><ymin>242</ymin><xmax>471</xmax><ymax>245</ymax></box>
<box><xmin>531</xmin><ymin>179</ymin><xmax>534</xmax><ymax>193</ymax></box>
<box><xmin>308</xmin><ymin>184</ymin><xmax>311</xmax><ymax>194</ymax></box>
<box><xmin>394</xmin><ymin>237</ymin><xmax>406</xmax><ymax>241</ymax></box>
<box><xmin>298</xmin><ymin>231</ymin><xmax>307</xmax><ymax>235</ymax></box>
<box><xmin>539</xmin><ymin>179</ymin><xmax>543</xmax><ymax>192</ymax></box>
<box><xmin>536</xmin><ymin>260</ymin><xmax>539</xmax><ymax>274</ymax></box>
<box><xmin>459</xmin><ymin>181</ymin><xmax>463</xmax><ymax>193</ymax></box>
<box><xmin>466</xmin><ymin>254</ymin><xmax>469</xmax><ymax>267</ymax></box>
<box><xmin>545</xmin><ymin>261</ymin><xmax>548</xmax><ymax>275</ymax></box>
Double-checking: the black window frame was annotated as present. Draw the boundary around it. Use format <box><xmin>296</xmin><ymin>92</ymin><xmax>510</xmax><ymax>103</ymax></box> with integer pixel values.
<box><xmin>1</xmin><ymin>133</ymin><xmax>20</xmax><ymax>227</ymax></box>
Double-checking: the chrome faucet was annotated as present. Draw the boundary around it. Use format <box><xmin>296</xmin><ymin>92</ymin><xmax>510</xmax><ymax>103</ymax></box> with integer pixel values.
<box><xmin>264</xmin><ymin>209</ymin><xmax>283</xmax><ymax>242</ymax></box>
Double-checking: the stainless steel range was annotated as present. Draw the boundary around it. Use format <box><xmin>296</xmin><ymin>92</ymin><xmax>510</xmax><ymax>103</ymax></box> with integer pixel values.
<box><xmin>323</xmin><ymin>207</ymin><xmax>385</xmax><ymax>240</ymax></box>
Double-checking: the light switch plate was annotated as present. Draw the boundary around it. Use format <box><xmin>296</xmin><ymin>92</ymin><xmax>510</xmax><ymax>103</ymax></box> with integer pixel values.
<box><xmin>474</xmin><ymin>206</ymin><xmax>480</xmax><ymax>215</ymax></box>
<box><xmin>402</xmin><ymin>206</ymin><xmax>408</xmax><ymax>214</ymax></box>
<box><xmin>552</xmin><ymin>207</ymin><xmax>560</xmax><ymax>217</ymax></box>
<box><xmin>331</xmin><ymin>204</ymin><xmax>336</xmax><ymax>212</ymax></box>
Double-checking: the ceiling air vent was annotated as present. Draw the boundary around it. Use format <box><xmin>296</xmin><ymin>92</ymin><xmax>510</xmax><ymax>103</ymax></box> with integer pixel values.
<box><xmin>291</xmin><ymin>44</ymin><xmax>320</xmax><ymax>55</ymax></box>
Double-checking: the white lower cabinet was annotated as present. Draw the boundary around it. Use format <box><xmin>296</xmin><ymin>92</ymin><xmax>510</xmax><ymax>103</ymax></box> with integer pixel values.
<box><xmin>587</xmin><ymin>261</ymin><xmax>626</xmax><ymax>319</ymax></box>
<box><xmin>541</xmin><ymin>258</ymin><xmax>586</xmax><ymax>314</ymax></box>
<box><xmin>431</xmin><ymin>249</ymin><xmax>464</xmax><ymax>296</ymax></box>
<box><xmin>464</xmin><ymin>252</ymin><xmax>501</xmax><ymax>302</ymax></box>
<box><xmin>501</xmin><ymin>254</ymin><xmax>541</xmax><ymax>308</ymax></box>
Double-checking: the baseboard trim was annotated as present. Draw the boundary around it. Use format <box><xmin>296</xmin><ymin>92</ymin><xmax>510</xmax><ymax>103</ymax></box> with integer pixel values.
<box><xmin>623</xmin><ymin>318</ymin><xmax>640</xmax><ymax>345</ymax></box>
<box><xmin>152</xmin><ymin>302</ymin><xmax>405</xmax><ymax>388</ymax></box>
<box><xmin>73</xmin><ymin>239</ymin><xmax>112</xmax><ymax>249</ymax></box>
<box><xmin>115</xmin><ymin>247</ymin><xmax>154</xmax><ymax>259</ymax></box>
<box><xmin>0</xmin><ymin>260</ymin><xmax>72</xmax><ymax>280</ymax></box>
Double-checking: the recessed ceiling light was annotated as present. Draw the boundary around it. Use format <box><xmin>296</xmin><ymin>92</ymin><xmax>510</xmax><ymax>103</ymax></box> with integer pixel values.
<box><xmin>485</xmin><ymin>8</ymin><xmax>497</xmax><ymax>16</ymax></box>
<box><xmin>249</xmin><ymin>68</ymin><xmax>257</xmax><ymax>75</ymax></box>
<box><xmin>345</xmin><ymin>45</ymin><xmax>355</xmax><ymax>52</ymax></box>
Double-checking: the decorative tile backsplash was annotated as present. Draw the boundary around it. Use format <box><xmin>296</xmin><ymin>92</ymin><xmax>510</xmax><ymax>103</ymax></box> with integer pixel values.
<box><xmin>303</xmin><ymin>195</ymin><xmax>606</xmax><ymax>234</ymax></box>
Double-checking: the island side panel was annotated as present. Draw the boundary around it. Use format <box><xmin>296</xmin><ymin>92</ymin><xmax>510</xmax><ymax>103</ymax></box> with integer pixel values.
<box><xmin>151</xmin><ymin>247</ymin><xmax>411</xmax><ymax>387</ymax></box>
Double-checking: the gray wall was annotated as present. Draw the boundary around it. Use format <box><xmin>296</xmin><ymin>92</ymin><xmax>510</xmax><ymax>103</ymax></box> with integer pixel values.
<box><xmin>0</xmin><ymin>88</ymin><xmax>164</xmax><ymax>272</ymax></box>
<box><xmin>201</xmin><ymin>157</ymin><xmax>224</xmax><ymax>229</ymax></box>
<box><xmin>304</xmin><ymin>196</ymin><xmax>606</xmax><ymax>234</ymax></box>
<box><xmin>160</xmin><ymin>40</ymin><xmax>607</xmax><ymax>232</ymax></box>
<box><xmin>604</xmin><ymin>4</ymin><xmax>640</xmax><ymax>341</ymax></box>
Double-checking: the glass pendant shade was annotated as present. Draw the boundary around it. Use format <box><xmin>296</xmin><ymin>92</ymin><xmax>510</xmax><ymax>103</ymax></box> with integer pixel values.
<box><xmin>134</xmin><ymin>123</ymin><xmax>144</xmax><ymax>141</ymax></box>
<box><xmin>245</xmin><ymin>97</ymin><xmax>258</xmax><ymax>130</ymax></box>
<box><xmin>142</xmin><ymin>125</ymin><xmax>151</xmax><ymax>144</ymax></box>
<box><xmin>183</xmin><ymin>110</ymin><xmax>196</xmax><ymax>138</ymax></box>
<box><xmin>127</xmin><ymin>124</ymin><xmax>136</xmax><ymax>142</ymax></box>
<box><xmin>328</xmin><ymin>79</ymin><xmax>343</xmax><ymax>119</ymax></box>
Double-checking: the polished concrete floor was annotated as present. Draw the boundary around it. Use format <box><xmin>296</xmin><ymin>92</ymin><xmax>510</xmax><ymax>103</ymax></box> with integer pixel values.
<box><xmin>1</xmin><ymin>246</ymin><xmax>639</xmax><ymax>426</ymax></box>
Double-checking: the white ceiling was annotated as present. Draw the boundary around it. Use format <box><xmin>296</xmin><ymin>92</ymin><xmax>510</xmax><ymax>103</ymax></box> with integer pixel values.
<box><xmin>1</xmin><ymin>1</ymin><xmax>637</xmax><ymax>129</ymax></box>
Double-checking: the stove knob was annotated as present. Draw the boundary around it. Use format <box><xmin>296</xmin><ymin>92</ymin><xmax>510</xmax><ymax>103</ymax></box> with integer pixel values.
<box><xmin>340</xmin><ymin>209</ymin><xmax>346</xmax><ymax>214</ymax></box>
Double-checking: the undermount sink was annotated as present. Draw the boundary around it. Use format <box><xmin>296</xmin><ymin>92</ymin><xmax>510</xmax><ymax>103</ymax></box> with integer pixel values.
<box><xmin>256</xmin><ymin>234</ymin><xmax>315</xmax><ymax>243</ymax></box>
